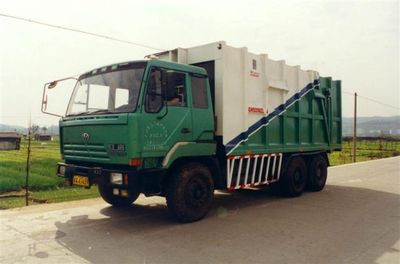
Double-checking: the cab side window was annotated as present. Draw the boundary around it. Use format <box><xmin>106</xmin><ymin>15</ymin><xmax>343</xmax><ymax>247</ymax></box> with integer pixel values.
<box><xmin>145</xmin><ymin>68</ymin><xmax>187</xmax><ymax>113</ymax></box>
<box><xmin>191</xmin><ymin>76</ymin><xmax>208</xmax><ymax>109</ymax></box>
<box><xmin>165</xmin><ymin>70</ymin><xmax>186</xmax><ymax>107</ymax></box>
<box><xmin>145</xmin><ymin>69</ymin><xmax>163</xmax><ymax>113</ymax></box>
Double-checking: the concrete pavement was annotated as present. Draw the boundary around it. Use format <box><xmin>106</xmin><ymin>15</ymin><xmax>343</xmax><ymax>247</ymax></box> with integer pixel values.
<box><xmin>1</xmin><ymin>157</ymin><xmax>399</xmax><ymax>263</ymax></box>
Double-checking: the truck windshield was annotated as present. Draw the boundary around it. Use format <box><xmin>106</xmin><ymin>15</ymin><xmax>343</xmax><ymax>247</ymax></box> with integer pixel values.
<box><xmin>66</xmin><ymin>65</ymin><xmax>145</xmax><ymax>116</ymax></box>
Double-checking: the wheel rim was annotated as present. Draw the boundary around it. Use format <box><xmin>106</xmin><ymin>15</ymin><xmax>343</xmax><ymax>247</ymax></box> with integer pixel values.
<box><xmin>185</xmin><ymin>177</ymin><xmax>208</xmax><ymax>208</ymax></box>
<box><xmin>293</xmin><ymin>169</ymin><xmax>304</xmax><ymax>189</ymax></box>
<box><xmin>315</xmin><ymin>161</ymin><xmax>326</xmax><ymax>184</ymax></box>
<box><xmin>316</xmin><ymin>165</ymin><xmax>322</xmax><ymax>180</ymax></box>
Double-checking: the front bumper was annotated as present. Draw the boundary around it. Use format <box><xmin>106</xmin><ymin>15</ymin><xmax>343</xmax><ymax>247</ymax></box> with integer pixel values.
<box><xmin>57</xmin><ymin>162</ymin><xmax>134</xmax><ymax>186</ymax></box>
<box><xmin>56</xmin><ymin>162</ymin><xmax>166</xmax><ymax>196</ymax></box>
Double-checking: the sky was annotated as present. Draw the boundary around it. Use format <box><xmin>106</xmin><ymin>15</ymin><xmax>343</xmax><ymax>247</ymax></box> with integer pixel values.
<box><xmin>0</xmin><ymin>0</ymin><xmax>399</xmax><ymax>127</ymax></box>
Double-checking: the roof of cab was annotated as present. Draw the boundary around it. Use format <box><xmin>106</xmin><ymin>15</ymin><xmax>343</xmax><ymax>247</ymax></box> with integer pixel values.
<box><xmin>79</xmin><ymin>59</ymin><xmax>207</xmax><ymax>79</ymax></box>
<box><xmin>146</xmin><ymin>59</ymin><xmax>207</xmax><ymax>75</ymax></box>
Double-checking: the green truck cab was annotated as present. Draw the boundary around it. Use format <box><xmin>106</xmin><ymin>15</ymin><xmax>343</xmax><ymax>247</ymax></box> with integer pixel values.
<box><xmin>53</xmin><ymin>60</ymin><xmax>218</xmax><ymax>222</ymax></box>
<box><xmin>43</xmin><ymin>42</ymin><xmax>341</xmax><ymax>222</ymax></box>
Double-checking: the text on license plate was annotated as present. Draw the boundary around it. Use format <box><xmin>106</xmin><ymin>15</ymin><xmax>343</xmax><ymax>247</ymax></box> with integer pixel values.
<box><xmin>72</xmin><ymin>175</ymin><xmax>89</xmax><ymax>187</ymax></box>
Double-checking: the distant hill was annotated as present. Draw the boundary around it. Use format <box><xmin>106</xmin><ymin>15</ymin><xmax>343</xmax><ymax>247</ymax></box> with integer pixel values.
<box><xmin>0</xmin><ymin>124</ymin><xmax>59</xmax><ymax>135</ymax></box>
<box><xmin>0</xmin><ymin>124</ymin><xmax>28</xmax><ymax>134</ymax></box>
<box><xmin>342</xmin><ymin>116</ymin><xmax>400</xmax><ymax>137</ymax></box>
<box><xmin>1</xmin><ymin>115</ymin><xmax>399</xmax><ymax>137</ymax></box>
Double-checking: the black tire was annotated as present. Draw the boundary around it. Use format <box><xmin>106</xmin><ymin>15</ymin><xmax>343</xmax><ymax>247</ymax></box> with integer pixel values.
<box><xmin>277</xmin><ymin>156</ymin><xmax>307</xmax><ymax>197</ymax></box>
<box><xmin>306</xmin><ymin>155</ymin><xmax>328</xmax><ymax>192</ymax></box>
<box><xmin>98</xmin><ymin>183</ymin><xmax>140</xmax><ymax>207</ymax></box>
<box><xmin>166</xmin><ymin>162</ymin><xmax>214</xmax><ymax>223</ymax></box>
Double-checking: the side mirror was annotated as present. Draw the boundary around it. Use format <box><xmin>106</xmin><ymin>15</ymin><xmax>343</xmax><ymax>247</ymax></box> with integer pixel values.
<box><xmin>150</xmin><ymin>91</ymin><xmax>158</xmax><ymax>101</ymax></box>
<box><xmin>146</xmin><ymin>92</ymin><xmax>165</xmax><ymax>113</ymax></box>
<box><xmin>41</xmin><ymin>77</ymin><xmax>78</xmax><ymax>117</ymax></box>
<box><xmin>152</xmin><ymin>93</ymin><xmax>163</xmax><ymax>103</ymax></box>
<box><xmin>48</xmin><ymin>81</ymin><xmax>58</xmax><ymax>89</ymax></box>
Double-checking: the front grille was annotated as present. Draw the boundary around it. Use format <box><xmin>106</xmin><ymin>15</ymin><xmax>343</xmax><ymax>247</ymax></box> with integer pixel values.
<box><xmin>63</xmin><ymin>143</ymin><xmax>110</xmax><ymax>161</ymax></box>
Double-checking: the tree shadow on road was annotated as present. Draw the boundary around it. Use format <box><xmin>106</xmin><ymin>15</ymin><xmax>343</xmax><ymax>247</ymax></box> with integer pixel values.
<box><xmin>54</xmin><ymin>185</ymin><xmax>399</xmax><ymax>264</ymax></box>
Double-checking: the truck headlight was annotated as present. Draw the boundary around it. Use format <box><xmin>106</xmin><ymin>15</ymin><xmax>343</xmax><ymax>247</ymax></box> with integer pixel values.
<box><xmin>110</xmin><ymin>172</ymin><xmax>123</xmax><ymax>185</ymax></box>
<box><xmin>58</xmin><ymin>165</ymin><xmax>66</xmax><ymax>176</ymax></box>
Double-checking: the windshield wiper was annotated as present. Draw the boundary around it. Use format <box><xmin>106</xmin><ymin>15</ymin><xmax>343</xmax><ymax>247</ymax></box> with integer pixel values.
<box><xmin>66</xmin><ymin>109</ymin><xmax>112</xmax><ymax>117</ymax></box>
<box><xmin>67</xmin><ymin>111</ymin><xmax>91</xmax><ymax>117</ymax></box>
<box><xmin>87</xmin><ymin>109</ymin><xmax>113</xmax><ymax>115</ymax></box>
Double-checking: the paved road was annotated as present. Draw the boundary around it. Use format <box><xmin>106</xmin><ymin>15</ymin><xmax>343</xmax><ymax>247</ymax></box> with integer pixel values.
<box><xmin>1</xmin><ymin>157</ymin><xmax>399</xmax><ymax>264</ymax></box>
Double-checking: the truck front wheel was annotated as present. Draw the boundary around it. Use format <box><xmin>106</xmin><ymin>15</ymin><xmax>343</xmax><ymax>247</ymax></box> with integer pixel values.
<box><xmin>166</xmin><ymin>162</ymin><xmax>214</xmax><ymax>223</ymax></box>
<box><xmin>98</xmin><ymin>183</ymin><xmax>140</xmax><ymax>207</ymax></box>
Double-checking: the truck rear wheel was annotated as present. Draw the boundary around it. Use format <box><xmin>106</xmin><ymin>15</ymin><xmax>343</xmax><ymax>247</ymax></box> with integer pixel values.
<box><xmin>306</xmin><ymin>155</ymin><xmax>328</xmax><ymax>192</ymax></box>
<box><xmin>166</xmin><ymin>162</ymin><xmax>214</xmax><ymax>223</ymax></box>
<box><xmin>98</xmin><ymin>183</ymin><xmax>140</xmax><ymax>207</ymax></box>
<box><xmin>276</xmin><ymin>156</ymin><xmax>307</xmax><ymax>197</ymax></box>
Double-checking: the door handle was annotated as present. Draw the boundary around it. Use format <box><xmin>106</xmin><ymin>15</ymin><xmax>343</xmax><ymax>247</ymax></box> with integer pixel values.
<box><xmin>181</xmin><ymin>128</ymin><xmax>190</xmax><ymax>134</ymax></box>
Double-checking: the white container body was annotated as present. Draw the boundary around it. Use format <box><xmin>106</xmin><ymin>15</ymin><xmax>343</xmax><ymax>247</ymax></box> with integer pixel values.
<box><xmin>152</xmin><ymin>41</ymin><xmax>320</xmax><ymax>147</ymax></box>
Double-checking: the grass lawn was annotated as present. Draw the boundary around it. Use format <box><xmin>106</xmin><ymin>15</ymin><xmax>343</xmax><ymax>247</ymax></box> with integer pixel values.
<box><xmin>329</xmin><ymin>139</ymin><xmax>400</xmax><ymax>166</ymax></box>
<box><xmin>0</xmin><ymin>138</ymin><xmax>101</xmax><ymax>209</ymax></box>
<box><xmin>0</xmin><ymin>137</ymin><xmax>399</xmax><ymax>209</ymax></box>
<box><xmin>0</xmin><ymin>139</ymin><xmax>64</xmax><ymax>192</ymax></box>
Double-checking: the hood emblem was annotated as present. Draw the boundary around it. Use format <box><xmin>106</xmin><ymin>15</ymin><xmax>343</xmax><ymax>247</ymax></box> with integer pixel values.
<box><xmin>82</xmin><ymin>132</ymin><xmax>90</xmax><ymax>142</ymax></box>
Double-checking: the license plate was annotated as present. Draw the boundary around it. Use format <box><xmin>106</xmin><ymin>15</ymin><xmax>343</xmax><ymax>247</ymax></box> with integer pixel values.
<box><xmin>72</xmin><ymin>175</ymin><xmax>89</xmax><ymax>187</ymax></box>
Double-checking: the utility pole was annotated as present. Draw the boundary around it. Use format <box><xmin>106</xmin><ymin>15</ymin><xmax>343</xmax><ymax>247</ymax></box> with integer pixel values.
<box><xmin>352</xmin><ymin>92</ymin><xmax>357</xmax><ymax>163</ymax></box>
<box><xmin>25</xmin><ymin>124</ymin><xmax>32</xmax><ymax>206</ymax></box>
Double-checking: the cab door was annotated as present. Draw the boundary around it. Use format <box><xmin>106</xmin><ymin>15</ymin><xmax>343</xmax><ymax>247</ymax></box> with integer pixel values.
<box><xmin>189</xmin><ymin>74</ymin><xmax>214</xmax><ymax>141</ymax></box>
<box><xmin>140</xmin><ymin>67</ymin><xmax>193</xmax><ymax>157</ymax></box>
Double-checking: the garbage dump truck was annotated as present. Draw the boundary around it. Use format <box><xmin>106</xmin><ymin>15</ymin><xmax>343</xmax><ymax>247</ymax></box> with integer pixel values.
<box><xmin>42</xmin><ymin>41</ymin><xmax>342</xmax><ymax>222</ymax></box>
